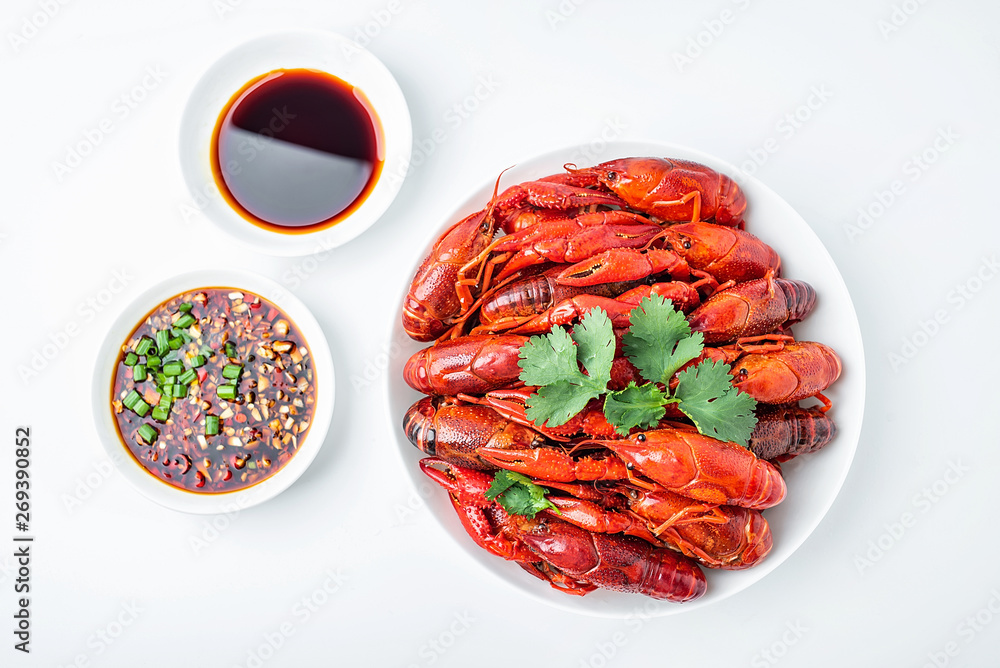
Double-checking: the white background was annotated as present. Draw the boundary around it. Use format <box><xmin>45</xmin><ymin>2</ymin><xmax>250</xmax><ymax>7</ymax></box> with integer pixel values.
<box><xmin>2</xmin><ymin>1</ymin><xmax>999</xmax><ymax>667</ymax></box>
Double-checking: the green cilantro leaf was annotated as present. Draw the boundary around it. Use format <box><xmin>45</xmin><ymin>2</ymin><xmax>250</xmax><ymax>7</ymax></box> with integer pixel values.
<box><xmin>674</xmin><ymin>359</ymin><xmax>758</xmax><ymax>446</ymax></box>
<box><xmin>571</xmin><ymin>307</ymin><xmax>615</xmax><ymax>387</ymax></box>
<box><xmin>603</xmin><ymin>382</ymin><xmax>672</xmax><ymax>435</ymax></box>
<box><xmin>623</xmin><ymin>295</ymin><xmax>704</xmax><ymax>384</ymax></box>
<box><xmin>485</xmin><ymin>469</ymin><xmax>520</xmax><ymax>500</ymax></box>
<box><xmin>523</xmin><ymin>380</ymin><xmax>598</xmax><ymax>427</ymax></box>
<box><xmin>518</xmin><ymin>308</ymin><xmax>614</xmax><ymax>428</ymax></box>
<box><xmin>485</xmin><ymin>471</ymin><xmax>558</xmax><ymax>518</ymax></box>
<box><xmin>518</xmin><ymin>326</ymin><xmax>585</xmax><ymax>387</ymax></box>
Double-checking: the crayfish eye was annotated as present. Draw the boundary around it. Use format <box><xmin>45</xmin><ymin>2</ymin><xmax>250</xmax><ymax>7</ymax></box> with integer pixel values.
<box><xmin>636</xmin><ymin>433</ymin><xmax>646</xmax><ymax>443</ymax></box>
<box><xmin>739</xmin><ymin>368</ymin><xmax>748</xmax><ymax>377</ymax></box>
<box><xmin>605</xmin><ymin>171</ymin><xmax>619</xmax><ymax>183</ymax></box>
<box><xmin>683</xmin><ymin>240</ymin><xmax>692</xmax><ymax>250</ymax></box>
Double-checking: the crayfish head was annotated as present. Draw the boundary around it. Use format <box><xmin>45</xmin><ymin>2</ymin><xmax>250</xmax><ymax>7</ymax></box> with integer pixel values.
<box><xmin>402</xmin><ymin>346</ymin><xmax>434</xmax><ymax>394</ymax></box>
<box><xmin>591</xmin><ymin>157</ymin><xmax>666</xmax><ymax>205</ymax></box>
<box><xmin>403</xmin><ymin>397</ymin><xmax>438</xmax><ymax>455</ymax></box>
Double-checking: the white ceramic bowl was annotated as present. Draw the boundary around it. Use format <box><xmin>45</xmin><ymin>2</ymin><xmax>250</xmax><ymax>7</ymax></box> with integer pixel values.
<box><xmin>179</xmin><ymin>30</ymin><xmax>412</xmax><ymax>256</ymax></box>
<box><xmin>92</xmin><ymin>270</ymin><xmax>335</xmax><ymax>514</ymax></box>
<box><xmin>384</xmin><ymin>141</ymin><xmax>866</xmax><ymax>617</ymax></box>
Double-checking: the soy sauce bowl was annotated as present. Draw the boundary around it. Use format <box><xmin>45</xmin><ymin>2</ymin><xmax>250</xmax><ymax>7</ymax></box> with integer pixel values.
<box><xmin>179</xmin><ymin>31</ymin><xmax>412</xmax><ymax>257</ymax></box>
<box><xmin>92</xmin><ymin>270</ymin><xmax>335</xmax><ymax>514</ymax></box>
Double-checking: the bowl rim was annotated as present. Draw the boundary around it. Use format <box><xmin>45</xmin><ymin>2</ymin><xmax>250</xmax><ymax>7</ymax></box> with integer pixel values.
<box><xmin>177</xmin><ymin>29</ymin><xmax>413</xmax><ymax>257</ymax></box>
<box><xmin>383</xmin><ymin>139</ymin><xmax>867</xmax><ymax>617</ymax></box>
<box><xmin>92</xmin><ymin>269</ymin><xmax>335</xmax><ymax>514</ymax></box>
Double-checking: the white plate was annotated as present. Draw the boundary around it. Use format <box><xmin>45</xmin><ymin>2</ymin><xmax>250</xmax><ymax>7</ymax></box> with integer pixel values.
<box><xmin>92</xmin><ymin>270</ymin><xmax>335</xmax><ymax>514</ymax></box>
<box><xmin>179</xmin><ymin>30</ymin><xmax>412</xmax><ymax>256</ymax></box>
<box><xmin>384</xmin><ymin>141</ymin><xmax>865</xmax><ymax>617</ymax></box>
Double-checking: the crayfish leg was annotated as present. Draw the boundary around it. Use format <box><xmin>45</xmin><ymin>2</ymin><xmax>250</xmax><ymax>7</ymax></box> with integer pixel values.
<box><xmin>735</xmin><ymin>333</ymin><xmax>796</xmax><ymax>353</ymax></box>
<box><xmin>652</xmin><ymin>190</ymin><xmax>702</xmax><ymax>223</ymax></box>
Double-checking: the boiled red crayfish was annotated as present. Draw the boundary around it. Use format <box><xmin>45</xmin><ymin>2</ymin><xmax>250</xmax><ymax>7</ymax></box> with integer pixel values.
<box><xmin>480</xmin><ymin>427</ymin><xmax>786</xmax><ymax>510</ymax></box>
<box><xmin>400</xmin><ymin>155</ymin><xmax>841</xmax><ymax>602</ymax></box>
<box><xmin>563</xmin><ymin>157</ymin><xmax>747</xmax><ymax>225</ymax></box>
<box><xmin>420</xmin><ymin>458</ymin><xmax>707</xmax><ymax>601</ymax></box>
<box><xmin>539</xmin><ymin>481</ymin><xmax>773</xmax><ymax>570</ymax></box>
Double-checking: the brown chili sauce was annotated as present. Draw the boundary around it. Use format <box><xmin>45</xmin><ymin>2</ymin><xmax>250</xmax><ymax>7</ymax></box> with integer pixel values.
<box><xmin>210</xmin><ymin>68</ymin><xmax>384</xmax><ymax>233</ymax></box>
<box><xmin>111</xmin><ymin>288</ymin><xmax>317</xmax><ymax>493</ymax></box>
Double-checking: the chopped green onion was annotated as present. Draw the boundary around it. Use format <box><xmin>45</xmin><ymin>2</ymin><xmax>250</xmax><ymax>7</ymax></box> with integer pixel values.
<box><xmin>178</xmin><ymin>302</ymin><xmax>194</xmax><ymax>313</ymax></box>
<box><xmin>177</xmin><ymin>369</ymin><xmax>197</xmax><ymax>385</ymax></box>
<box><xmin>123</xmin><ymin>390</ymin><xmax>142</xmax><ymax>410</ymax></box>
<box><xmin>156</xmin><ymin>330</ymin><xmax>170</xmax><ymax>356</ymax></box>
<box><xmin>146</xmin><ymin>355</ymin><xmax>161</xmax><ymax>368</ymax></box>
<box><xmin>131</xmin><ymin>398</ymin><xmax>150</xmax><ymax>418</ymax></box>
<box><xmin>168</xmin><ymin>336</ymin><xmax>183</xmax><ymax>351</ymax></box>
<box><xmin>224</xmin><ymin>341</ymin><xmax>236</xmax><ymax>359</ymax></box>
<box><xmin>133</xmin><ymin>364</ymin><xmax>147</xmax><ymax>382</ymax></box>
<box><xmin>155</xmin><ymin>372</ymin><xmax>168</xmax><ymax>386</ymax></box>
<box><xmin>157</xmin><ymin>395</ymin><xmax>172</xmax><ymax>410</ymax></box>
<box><xmin>171</xmin><ymin>384</ymin><xmax>189</xmax><ymax>398</ymax></box>
<box><xmin>199</xmin><ymin>344</ymin><xmax>214</xmax><ymax>358</ymax></box>
<box><xmin>135</xmin><ymin>337</ymin><xmax>154</xmax><ymax>355</ymax></box>
<box><xmin>222</xmin><ymin>364</ymin><xmax>243</xmax><ymax>380</ymax></box>
<box><xmin>163</xmin><ymin>361</ymin><xmax>184</xmax><ymax>376</ymax></box>
<box><xmin>217</xmin><ymin>384</ymin><xmax>237</xmax><ymax>401</ymax></box>
<box><xmin>205</xmin><ymin>415</ymin><xmax>220</xmax><ymax>436</ymax></box>
<box><xmin>151</xmin><ymin>406</ymin><xmax>170</xmax><ymax>423</ymax></box>
<box><xmin>190</xmin><ymin>355</ymin><xmax>206</xmax><ymax>368</ymax></box>
<box><xmin>124</xmin><ymin>352</ymin><xmax>138</xmax><ymax>366</ymax></box>
<box><xmin>137</xmin><ymin>424</ymin><xmax>158</xmax><ymax>444</ymax></box>
<box><xmin>175</xmin><ymin>313</ymin><xmax>196</xmax><ymax>329</ymax></box>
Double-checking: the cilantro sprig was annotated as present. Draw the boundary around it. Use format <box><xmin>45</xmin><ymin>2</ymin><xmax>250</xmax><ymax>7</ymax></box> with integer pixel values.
<box><xmin>516</xmin><ymin>295</ymin><xmax>758</xmax><ymax>446</ymax></box>
<box><xmin>518</xmin><ymin>308</ymin><xmax>614</xmax><ymax>428</ymax></box>
<box><xmin>485</xmin><ymin>471</ymin><xmax>558</xmax><ymax>518</ymax></box>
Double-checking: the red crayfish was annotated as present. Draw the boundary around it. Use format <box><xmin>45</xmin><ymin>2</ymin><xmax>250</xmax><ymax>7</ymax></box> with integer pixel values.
<box><xmin>399</xmin><ymin>156</ymin><xmax>843</xmax><ymax>601</ymax></box>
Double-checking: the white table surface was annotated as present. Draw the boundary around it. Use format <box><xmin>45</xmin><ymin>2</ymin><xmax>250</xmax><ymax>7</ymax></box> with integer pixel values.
<box><xmin>3</xmin><ymin>1</ymin><xmax>999</xmax><ymax>666</ymax></box>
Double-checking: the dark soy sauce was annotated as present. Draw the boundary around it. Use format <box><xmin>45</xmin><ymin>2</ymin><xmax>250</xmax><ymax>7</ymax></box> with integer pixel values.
<box><xmin>211</xmin><ymin>68</ymin><xmax>384</xmax><ymax>233</ymax></box>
